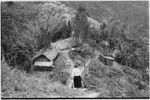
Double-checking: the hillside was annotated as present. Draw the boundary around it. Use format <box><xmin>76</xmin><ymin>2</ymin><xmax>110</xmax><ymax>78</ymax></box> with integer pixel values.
<box><xmin>1</xmin><ymin>1</ymin><xmax>149</xmax><ymax>98</ymax></box>
<box><xmin>63</xmin><ymin>1</ymin><xmax>148</xmax><ymax>28</ymax></box>
<box><xmin>63</xmin><ymin>1</ymin><xmax>149</xmax><ymax>44</ymax></box>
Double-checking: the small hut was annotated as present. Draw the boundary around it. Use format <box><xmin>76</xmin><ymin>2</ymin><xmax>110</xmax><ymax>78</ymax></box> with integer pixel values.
<box><xmin>32</xmin><ymin>47</ymin><xmax>59</xmax><ymax>71</ymax></box>
<box><xmin>99</xmin><ymin>54</ymin><xmax>114</xmax><ymax>66</ymax></box>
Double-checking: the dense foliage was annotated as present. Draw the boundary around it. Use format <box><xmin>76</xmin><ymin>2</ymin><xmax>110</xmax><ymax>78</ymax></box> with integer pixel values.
<box><xmin>99</xmin><ymin>20</ymin><xmax>149</xmax><ymax>72</ymax></box>
<box><xmin>1</xmin><ymin>2</ymin><xmax>71</xmax><ymax>71</ymax></box>
<box><xmin>72</xmin><ymin>5</ymin><xmax>148</xmax><ymax>73</ymax></box>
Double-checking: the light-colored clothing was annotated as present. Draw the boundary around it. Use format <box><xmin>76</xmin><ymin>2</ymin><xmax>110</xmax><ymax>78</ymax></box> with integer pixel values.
<box><xmin>72</xmin><ymin>68</ymin><xmax>82</xmax><ymax>76</ymax></box>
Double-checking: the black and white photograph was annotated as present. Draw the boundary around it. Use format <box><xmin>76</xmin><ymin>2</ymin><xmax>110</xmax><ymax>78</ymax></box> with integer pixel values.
<box><xmin>1</xmin><ymin>1</ymin><xmax>149</xmax><ymax>99</ymax></box>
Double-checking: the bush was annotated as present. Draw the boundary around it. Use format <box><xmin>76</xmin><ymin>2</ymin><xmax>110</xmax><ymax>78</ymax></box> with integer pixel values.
<box><xmin>52</xmin><ymin>71</ymin><xmax>70</xmax><ymax>85</ymax></box>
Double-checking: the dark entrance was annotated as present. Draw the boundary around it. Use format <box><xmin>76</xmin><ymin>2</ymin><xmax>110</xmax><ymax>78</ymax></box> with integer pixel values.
<box><xmin>74</xmin><ymin>75</ymin><xmax>82</xmax><ymax>88</ymax></box>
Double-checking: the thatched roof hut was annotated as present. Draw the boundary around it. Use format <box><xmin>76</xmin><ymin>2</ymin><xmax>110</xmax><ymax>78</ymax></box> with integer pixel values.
<box><xmin>32</xmin><ymin>46</ymin><xmax>59</xmax><ymax>68</ymax></box>
<box><xmin>99</xmin><ymin>54</ymin><xmax>114</xmax><ymax>66</ymax></box>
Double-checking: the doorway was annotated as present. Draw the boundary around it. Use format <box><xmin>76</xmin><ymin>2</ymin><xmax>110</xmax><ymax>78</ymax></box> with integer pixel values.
<box><xmin>74</xmin><ymin>75</ymin><xmax>82</xmax><ymax>88</ymax></box>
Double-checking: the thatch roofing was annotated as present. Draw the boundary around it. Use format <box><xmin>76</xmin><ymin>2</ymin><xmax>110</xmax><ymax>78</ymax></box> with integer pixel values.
<box><xmin>32</xmin><ymin>46</ymin><xmax>59</xmax><ymax>62</ymax></box>
<box><xmin>32</xmin><ymin>38</ymin><xmax>74</xmax><ymax>63</ymax></box>
<box><xmin>51</xmin><ymin>37</ymin><xmax>75</xmax><ymax>50</ymax></box>
<box><xmin>104</xmin><ymin>56</ymin><xmax>114</xmax><ymax>60</ymax></box>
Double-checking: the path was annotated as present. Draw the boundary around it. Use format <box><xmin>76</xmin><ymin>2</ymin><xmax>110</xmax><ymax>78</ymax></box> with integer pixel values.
<box><xmin>62</xmin><ymin>49</ymin><xmax>92</xmax><ymax>76</ymax></box>
<box><xmin>61</xmin><ymin>49</ymin><xmax>100</xmax><ymax>98</ymax></box>
<box><xmin>62</xmin><ymin>49</ymin><xmax>75</xmax><ymax>73</ymax></box>
<box><xmin>71</xmin><ymin>88</ymin><xmax>100</xmax><ymax>98</ymax></box>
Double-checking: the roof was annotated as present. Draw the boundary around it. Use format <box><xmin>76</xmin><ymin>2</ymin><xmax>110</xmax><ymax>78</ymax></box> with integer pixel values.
<box><xmin>32</xmin><ymin>46</ymin><xmax>59</xmax><ymax>61</ymax></box>
<box><xmin>87</xmin><ymin>17</ymin><xmax>102</xmax><ymax>30</ymax></box>
<box><xmin>32</xmin><ymin>38</ymin><xmax>74</xmax><ymax>62</ymax></box>
<box><xmin>53</xmin><ymin>51</ymin><xmax>68</xmax><ymax>71</ymax></box>
<box><xmin>104</xmin><ymin>56</ymin><xmax>114</xmax><ymax>60</ymax></box>
<box><xmin>51</xmin><ymin>38</ymin><xmax>74</xmax><ymax>50</ymax></box>
<box><xmin>44</xmin><ymin>48</ymin><xmax>59</xmax><ymax>60</ymax></box>
<box><xmin>100</xmin><ymin>54</ymin><xmax>114</xmax><ymax>60</ymax></box>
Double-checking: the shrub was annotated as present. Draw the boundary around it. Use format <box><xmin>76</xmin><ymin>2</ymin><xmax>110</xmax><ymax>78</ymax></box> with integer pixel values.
<box><xmin>52</xmin><ymin>71</ymin><xmax>70</xmax><ymax>85</ymax></box>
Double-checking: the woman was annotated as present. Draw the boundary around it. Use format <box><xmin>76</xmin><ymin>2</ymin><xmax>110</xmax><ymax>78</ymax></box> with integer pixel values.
<box><xmin>71</xmin><ymin>65</ymin><xmax>82</xmax><ymax>88</ymax></box>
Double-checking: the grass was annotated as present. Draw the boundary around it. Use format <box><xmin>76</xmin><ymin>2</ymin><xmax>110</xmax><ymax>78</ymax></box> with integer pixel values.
<box><xmin>83</xmin><ymin>59</ymin><xmax>149</xmax><ymax>97</ymax></box>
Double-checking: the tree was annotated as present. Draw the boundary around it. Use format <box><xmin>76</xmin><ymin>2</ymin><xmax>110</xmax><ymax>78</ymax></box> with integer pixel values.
<box><xmin>73</xmin><ymin>5</ymin><xmax>90</xmax><ymax>46</ymax></box>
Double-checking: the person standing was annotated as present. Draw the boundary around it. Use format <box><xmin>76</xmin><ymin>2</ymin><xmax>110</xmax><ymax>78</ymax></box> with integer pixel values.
<box><xmin>71</xmin><ymin>65</ymin><xmax>83</xmax><ymax>88</ymax></box>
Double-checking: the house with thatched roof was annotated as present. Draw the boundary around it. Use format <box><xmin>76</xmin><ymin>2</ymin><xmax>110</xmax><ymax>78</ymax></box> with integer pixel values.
<box><xmin>31</xmin><ymin>46</ymin><xmax>60</xmax><ymax>71</ymax></box>
<box><xmin>31</xmin><ymin>37</ymin><xmax>76</xmax><ymax>71</ymax></box>
<box><xmin>98</xmin><ymin>54</ymin><xmax>114</xmax><ymax>66</ymax></box>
